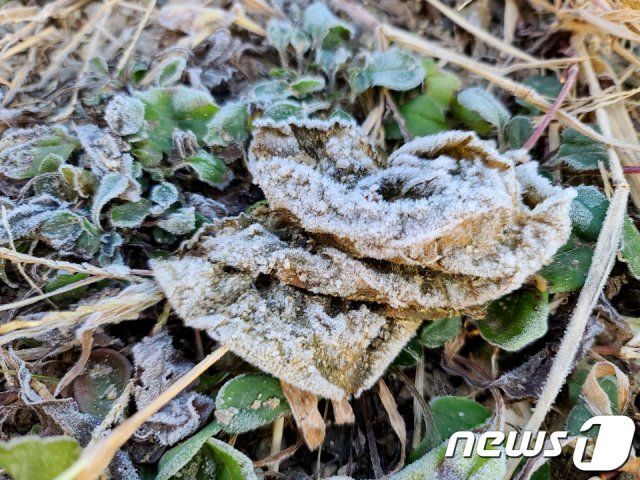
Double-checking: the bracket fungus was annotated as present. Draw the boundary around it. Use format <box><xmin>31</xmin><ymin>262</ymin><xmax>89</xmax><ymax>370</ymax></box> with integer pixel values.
<box><xmin>152</xmin><ymin>118</ymin><xmax>575</xmax><ymax>400</ymax></box>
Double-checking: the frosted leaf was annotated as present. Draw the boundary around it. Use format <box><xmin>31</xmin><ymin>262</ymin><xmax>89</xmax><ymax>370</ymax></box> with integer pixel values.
<box><xmin>91</xmin><ymin>173</ymin><xmax>129</xmax><ymax>227</ymax></box>
<box><xmin>302</xmin><ymin>2</ymin><xmax>354</xmax><ymax>48</ymax></box>
<box><xmin>205</xmin><ymin>439</ymin><xmax>258</xmax><ymax>480</ymax></box>
<box><xmin>152</xmin><ymin>217</ymin><xmax>424</xmax><ymax>399</ymax></box>
<box><xmin>150</xmin><ymin>182</ymin><xmax>179</xmax><ymax>215</ymax></box>
<box><xmin>456</xmin><ymin>87</ymin><xmax>511</xmax><ymax>131</ymax></box>
<box><xmin>249</xmin><ymin>118</ymin><xmax>574</xmax><ymax>281</ymax></box>
<box><xmin>0</xmin><ymin>126</ymin><xmax>78</xmax><ymax>179</ymax></box>
<box><xmin>0</xmin><ymin>195</ymin><xmax>69</xmax><ymax>245</ymax></box>
<box><xmin>105</xmin><ymin>94</ymin><xmax>145</xmax><ymax>136</ymax></box>
<box><xmin>204</xmin><ymin>101</ymin><xmax>248</xmax><ymax>147</ymax></box>
<box><xmin>349</xmin><ymin>48</ymin><xmax>425</xmax><ymax>96</ymax></box>
<box><xmin>156</xmin><ymin>56</ymin><xmax>187</xmax><ymax>86</ymax></box>
<box><xmin>132</xmin><ymin>332</ymin><xmax>215</xmax><ymax>447</ymax></box>
<box><xmin>76</xmin><ymin>125</ymin><xmax>140</xmax><ymax>201</ymax></box>
<box><xmin>156</xmin><ymin>207</ymin><xmax>196</xmax><ymax>235</ymax></box>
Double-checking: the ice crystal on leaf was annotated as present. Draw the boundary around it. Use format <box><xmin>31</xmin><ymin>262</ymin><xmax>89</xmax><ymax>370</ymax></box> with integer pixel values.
<box><xmin>153</xmin><ymin>118</ymin><xmax>574</xmax><ymax>399</ymax></box>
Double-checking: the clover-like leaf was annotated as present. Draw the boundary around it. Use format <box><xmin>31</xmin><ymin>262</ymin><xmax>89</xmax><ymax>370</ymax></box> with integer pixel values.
<box><xmin>156</xmin><ymin>421</ymin><xmax>222</xmax><ymax>480</ymax></box>
<box><xmin>72</xmin><ymin>349</ymin><xmax>133</xmax><ymax>418</ymax></box>
<box><xmin>419</xmin><ymin>317</ymin><xmax>461</xmax><ymax>348</ymax></box>
<box><xmin>456</xmin><ymin>87</ymin><xmax>510</xmax><ymax>132</ymax></box>
<box><xmin>539</xmin><ymin>246</ymin><xmax>593</xmax><ymax>293</ymax></box>
<box><xmin>621</xmin><ymin>217</ymin><xmax>640</xmax><ymax>280</ymax></box>
<box><xmin>157</xmin><ymin>207</ymin><xmax>196</xmax><ymax>235</ymax></box>
<box><xmin>479</xmin><ymin>289</ymin><xmax>549</xmax><ymax>351</ymax></box>
<box><xmin>214</xmin><ymin>373</ymin><xmax>291</xmax><ymax>433</ymax></box>
<box><xmin>349</xmin><ymin>48</ymin><xmax>425</xmax><ymax>96</ymax></box>
<box><xmin>186</xmin><ymin>150</ymin><xmax>230</xmax><ymax>188</ymax></box>
<box><xmin>570</xmin><ymin>185</ymin><xmax>608</xmax><ymax>242</ymax></box>
<box><xmin>385</xmin><ymin>94</ymin><xmax>447</xmax><ymax>139</ymax></box>
<box><xmin>556</xmin><ymin>128</ymin><xmax>609</xmax><ymax>171</ymax></box>
<box><xmin>506</xmin><ymin>116</ymin><xmax>534</xmax><ymax>149</ymax></box>
<box><xmin>110</xmin><ymin>199</ymin><xmax>151</xmax><ymax>228</ymax></box>
<box><xmin>302</xmin><ymin>2</ymin><xmax>354</xmax><ymax>48</ymax></box>
<box><xmin>0</xmin><ymin>436</ymin><xmax>81</xmax><ymax>480</ymax></box>
<box><xmin>91</xmin><ymin>173</ymin><xmax>130</xmax><ymax>227</ymax></box>
<box><xmin>204</xmin><ymin>102</ymin><xmax>248</xmax><ymax>147</ymax></box>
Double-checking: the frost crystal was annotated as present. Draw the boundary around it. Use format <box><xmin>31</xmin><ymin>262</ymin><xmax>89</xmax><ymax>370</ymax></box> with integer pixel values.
<box><xmin>153</xmin><ymin>119</ymin><xmax>575</xmax><ymax>399</ymax></box>
<box><xmin>105</xmin><ymin>94</ymin><xmax>145</xmax><ymax>136</ymax></box>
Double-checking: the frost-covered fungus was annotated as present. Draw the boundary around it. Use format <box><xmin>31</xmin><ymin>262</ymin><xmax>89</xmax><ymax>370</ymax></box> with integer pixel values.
<box><xmin>249</xmin><ymin>119</ymin><xmax>574</xmax><ymax>281</ymax></box>
<box><xmin>151</xmin><ymin>217</ymin><xmax>421</xmax><ymax>400</ymax></box>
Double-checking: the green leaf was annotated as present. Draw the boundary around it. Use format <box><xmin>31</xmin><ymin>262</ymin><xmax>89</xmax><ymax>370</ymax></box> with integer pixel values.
<box><xmin>423</xmin><ymin>59</ymin><xmax>461</xmax><ymax>108</ymax></box>
<box><xmin>302</xmin><ymin>2</ymin><xmax>354</xmax><ymax>49</ymax></box>
<box><xmin>267</xmin><ymin>19</ymin><xmax>293</xmax><ymax>56</ymax></box>
<box><xmin>396</xmin><ymin>439</ymin><xmax>504</xmax><ymax>480</ymax></box>
<box><xmin>157</xmin><ymin>207</ymin><xmax>196</xmax><ymax>235</ymax></box>
<box><xmin>317</xmin><ymin>47</ymin><xmax>350</xmax><ymax>81</ymax></box>
<box><xmin>518</xmin><ymin>76</ymin><xmax>562</xmax><ymax>113</ymax></box>
<box><xmin>539</xmin><ymin>246</ymin><xmax>593</xmax><ymax>293</ymax></box>
<box><xmin>506</xmin><ymin>116</ymin><xmax>534</xmax><ymax>150</ymax></box>
<box><xmin>456</xmin><ymin>87</ymin><xmax>510</xmax><ymax>132</ymax></box>
<box><xmin>0</xmin><ymin>436</ymin><xmax>81</xmax><ymax>480</ymax></box>
<box><xmin>157</xmin><ymin>56</ymin><xmax>186</xmax><ymax>86</ymax></box>
<box><xmin>40</xmin><ymin>211</ymin><xmax>83</xmax><ymax>249</ymax></box>
<box><xmin>392</xmin><ymin>337</ymin><xmax>421</xmax><ymax>368</ymax></box>
<box><xmin>135</xmin><ymin>86</ymin><xmax>219</xmax><ymax>155</ymax></box>
<box><xmin>110</xmin><ymin>199</ymin><xmax>151</xmax><ymax>228</ymax></box>
<box><xmin>430</xmin><ymin>396</ymin><xmax>492</xmax><ymax>443</ymax></box>
<box><xmin>205</xmin><ymin>438</ymin><xmax>258</xmax><ymax>480</ymax></box>
<box><xmin>156</xmin><ymin>421</ymin><xmax>222</xmax><ymax>480</ymax></box>
<box><xmin>186</xmin><ymin>150</ymin><xmax>230</xmax><ymax>188</ymax></box>
<box><xmin>91</xmin><ymin>173</ymin><xmax>129</xmax><ymax>227</ymax></box>
<box><xmin>89</xmin><ymin>56</ymin><xmax>109</xmax><ymax>76</ymax></box>
<box><xmin>385</xmin><ymin>95</ymin><xmax>447</xmax><ymax>139</ymax></box>
<box><xmin>567</xmin><ymin>377</ymin><xmax>617</xmax><ymax>437</ymax></box>
<box><xmin>556</xmin><ymin>128</ymin><xmax>608</xmax><ymax>171</ymax></box>
<box><xmin>289</xmin><ymin>76</ymin><xmax>326</xmax><ymax>97</ymax></box>
<box><xmin>215</xmin><ymin>373</ymin><xmax>291</xmax><ymax>433</ymax></box>
<box><xmin>450</xmin><ymin>97</ymin><xmax>492</xmax><ymax>136</ymax></box>
<box><xmin>250</xmin><ymin>80</ymin><xmax>290</xmax><ymax>102</ymax></box>
<box><xmin>263</xmin><ymin>101</ymin><xmax>303</xmax><ymax>121</ymax></box>
<box><xmin>72</xmin><ymin>349</ymin><xmax>132</xmax><ymax>418</ymax></box>
<box><xmin>408</xmin><ymin>396</ymin><xmax>492</xmax><ymax>465</ymax></box>
<box><xmin>419</xmin><ymin>317</ymin><xmax>461</xmax><ymax>348</ymax></box>
<box><xmin>204</xmin><ymin>102</ymin><xmax>248</xmax><ymax>147</ymax></box>
<box><xmin>479</xmin><ymin>289</ymin><xmax>549</xmax><ymax>351</ymax></box>
<box><xmin>150</xmin><ymin>182</ymin><xmax>179</xmax><ymax>214</ymax></box>
<box><xmin>621</xmin><ymin>216</ymin><xmax>640</xmax><ymax>280</ymax></box>
<box><xmin>570</xmin><ymin>186</ymin><xmax>609</xmax><ymax>242</ymax></box>
<box><xmin>75</xmin><ymin>218</ymin><xmax>102</xmax><ymax>258</ymax></box>
<box><xmin>349</xmin><ymin>48</ymin><xmax>425</xmax><ymax>96</ymax></box>
<box><xmin>44</xmin><ymin>272</ymin><xmax>91</xmax><ymax>302</ymax></box>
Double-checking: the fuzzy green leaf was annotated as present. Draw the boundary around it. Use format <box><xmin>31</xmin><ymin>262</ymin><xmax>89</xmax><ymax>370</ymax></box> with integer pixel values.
<box><xmin>205</xmin><ymin>438</ymin><xmax>258</xmax><ymax>480</ymax></box>
<box><xmin>110</xmin><ymin>199</ymin><xmax>151</xmax><ymax>228</ymax></box>
<box><xmin>570</xmin><ymin>186</ymin><xmax>609</xmax><ymax>242</ymax></box>
<box><xmin>204</xmin><ymin>102</ymin><xmax>248</xmax><ymax>147</ymax></box>
<box><xmin>539</xmin><ymin>246</ymin><xmax>593</xmax><ymax>293</ymax></box>
<box><xmin>419</xmin><ymin>317</ymin><xmax>461</xmax><ymax>348</ymax></box>
<box><xmin>150</xmin><ymin>182</ymin><xmax>179</xmax><ymax>214</ymax></box>
<box><xmin>186</xmin><ymin>151</ymin><xmax>229</xmax><ymax>188</ymax></box>
<box><xmin>518</xmin><ymin>75</ymin><xmax>562</xmax><ymax>114</ymax></box>
<box><xmin>302</xmin><ymin>2</ymin><xmax>354</xmax><ymax>48</ymax></box>
<box><xmin>506</xmin><ymin>116</ymin><xmax>534</xmax><ymax>149</ymax></box>
<box><xmin>423</xmin><ymin>59</ymin><xmax>461</xmax><ymax>108</ymax></box>
<box><xmin>621</xmin><ymin>216</ymin><xmax>640</xmax><ymax>280</ymax></box>
<box><xmin>289</xmin><ymin>76</ymin><xmax>326</xmax><ymax>97</ymax></box>
<box><xmin>40</xmin><ymin>211</ymin><xmax>83</xmax><ymax>249</ymax></box>
<box><xmin>556</xmin><ymin>128</ymin><xmax>608</xmax><ymax>171</ymax></box>
<box><xmin>456</xmin><ymin>87</ymin><xmax>510</xmax><ymax>131</ymax></box>
<box><xmin>385</xmin><ymin>95</ymin><xmax>447</xmax><ymax>139</ymax></box>
<box><xmin>263</xmin><ymin>101</ymin><xmax>303</xmax><ymax>121</ymax></box>
<box><xmin>157</xmin><ymin>207</ymin><xmax>196</xmax><ymax>235</ymax></box>
<box><xmin>349</xmin><ymin>48</ymin><xmax>425</xmax><ymax>96</ymax></box>
<box><xmin>157</xmin><ymin>57</ymin><xmax>186</xmax><ymax>86</ymax></box>
<box><xmin>215</xmin><ymin>373</ymin><xmax>291</xmax><ymax>433</ymax></box>
<box><xmin>91</xmin><ymin>173</ymin><xmax>129</xmax><ymax>227</ymax></box>
<box><xmin>156</xmin><ymin>421</ymin><xmax>223</xmax><ymax>480</ymax></box>
<box><xmin>0</xmin><ymin>436</ymin><xmax>81</xmax><ymax>480</ymax></box>
<box><xmin>479</xmin><ymin>289</ymin><xmax>549</xmax><ymax>351</ymax></box>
